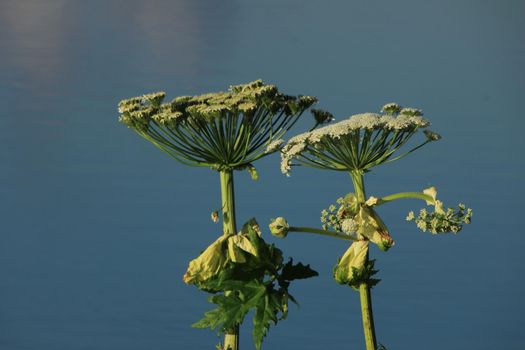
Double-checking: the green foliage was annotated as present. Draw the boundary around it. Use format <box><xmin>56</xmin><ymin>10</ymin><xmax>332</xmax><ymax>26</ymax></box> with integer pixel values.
<box><xmin>350</xmin><ymin>259</ymin><xmax>380</xmax><ymax>290</ymax></box>
<box><xmin>191</xmin><ymin>219</ymin><xmax>318</xmax><ymax>350</ymax></box>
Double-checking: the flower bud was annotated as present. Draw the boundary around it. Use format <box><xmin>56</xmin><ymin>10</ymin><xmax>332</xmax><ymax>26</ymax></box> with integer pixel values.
<box><xmin>311</xmin><ymin>109</ymin><xmax>335</xmax><ymax>125</ymax></box>
<box><xmin>424</xmin><ymin>130</ymin><xmax>442</xmax><ymax>141</ymax></box>
<box><xmin>269</xmin><ymin>217</ymin><xmax>289</xmax><ymax>238</ymax></box>
<box><xmin>380</xmin><ymin>102</ymin><xmax>402</xmax><ymax>115</ymax></box>
<box><xmin>333</xmin><ymin>241</ymin><xmax>369</xmax><ymax>285</ymax></box>
<box><xmin>341</xmin><ymin>218</ymin><xmax>358</xmax><ymax>234</ymax></box>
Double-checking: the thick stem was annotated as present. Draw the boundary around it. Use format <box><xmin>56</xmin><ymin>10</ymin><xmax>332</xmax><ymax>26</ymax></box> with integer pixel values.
<box><xmin>350</xmin><ymin>171</ymin><xmax>377</xmax><ymax>350</ymax></box>
<box><xmin>351</xmin><ymin>170</ymin><xmax>366</xmax><ymax>203</ymax></box>
<box><xmin>359</xmin><ymin>279</ymin><xmax>377</xmax><ymax>350</ymax></box>
<box><xmin>220</xmin><ymin>170</ymin><xmax>240</xmax><ymax>350</ymax></box>
<box><xmin>220</xmin><ymin>170</ymin><xmax>237</xmax><ymax>236</ymax></box>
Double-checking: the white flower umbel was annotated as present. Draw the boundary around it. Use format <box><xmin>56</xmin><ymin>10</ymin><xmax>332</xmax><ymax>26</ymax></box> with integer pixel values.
<box><xmin>119</xmin><ymin>80</ymin><xmax>318</xmax><ymax>171</ymax></box>
<box><xmin>280</xmin><ymin>103</ymin><xmax>439</xmax><ymax>176</ymax></box>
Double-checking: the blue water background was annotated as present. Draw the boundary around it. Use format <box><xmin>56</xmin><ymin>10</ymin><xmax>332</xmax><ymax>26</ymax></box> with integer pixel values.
<box><xmin>1</xmin><ymin>1</ymin><xmax>524</xmax><ymax>349</ymax></box>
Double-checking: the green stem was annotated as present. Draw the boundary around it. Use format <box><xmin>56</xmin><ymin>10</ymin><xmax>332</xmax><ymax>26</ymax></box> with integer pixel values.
<box><xmin>220</xmin><ymin>170</ymin><xmax>240</xmax><ymax>350</ymax></box>
<box><xmin>350</xmin><ymin>171</ymin><xmax>377</xmax><ymax>350</ymax></box>
<box><xmin>351</xmin><ymin>170</ymin><xmax>366</xmax><ymax>203</ymax></box>
<box><xmin>377</xmin><ymin>191</ymin><xmax>434</xmax><ymax>206</ymax></box>
<box><xmin>359</xmin><ymin>280</ymin><xmax>377</xmax><ymax>350</ymax></box>
<box><xmin>220</xmin><ymin>170</ymin><xmax>237</xmax><ymax>236</ymax></box>
<box><xmin>289</xmin><ymin>226</ymin><xmax>357</xmax><ymax>241</ymax></box>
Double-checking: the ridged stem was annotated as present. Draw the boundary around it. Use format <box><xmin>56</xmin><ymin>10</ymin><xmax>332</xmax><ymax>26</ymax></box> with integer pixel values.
<box><xmin>351</xmin><ymin>171</ymin><xmax>377</xmax><ymax>350</ymax></box>
<box><xmin>220</xmin><ymin>170</ymin><xmax>239</xmax><ymax>350</ymax></box>
<box><xmin>359</xmin><ymin>282</ymin><xmax>377</xmax><ymax>350</ymax></box>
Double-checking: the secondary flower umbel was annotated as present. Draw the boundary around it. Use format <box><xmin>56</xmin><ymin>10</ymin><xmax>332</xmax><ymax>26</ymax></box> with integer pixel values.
<box><xmin>280</xmin><ymin>103</ymin><xmax>440</xmax><ymax>176</ymax></box>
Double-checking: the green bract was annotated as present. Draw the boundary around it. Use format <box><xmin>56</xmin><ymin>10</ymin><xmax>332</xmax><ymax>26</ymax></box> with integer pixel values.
<box><xmin>118</xmin><ymin>80</ymin><xmax>318</xmax><ymax>171</ymax></box>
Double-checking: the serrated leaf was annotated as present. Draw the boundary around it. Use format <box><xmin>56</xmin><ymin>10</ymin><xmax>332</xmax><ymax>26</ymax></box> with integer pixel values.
<box><xmin>192</xmin><ymin>307</ymin><xmax>226</xmax><ymax>330</ymax></box>
<box><xmin>252</xmin><ymin>290</ymin><xmax>288</xmax><ymax>350</ymax></box>
<box><xmin>280</xmin><ymin>258</ymin><xmax>319</xmax><ymax>281</ymax></box>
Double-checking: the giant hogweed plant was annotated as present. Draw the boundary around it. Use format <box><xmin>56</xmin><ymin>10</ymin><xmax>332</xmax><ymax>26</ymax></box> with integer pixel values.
<box><xmin>118</xmin><ymin>80</ymin><xmax>327</xmax><ymax>350</ymax></box>
<box><xmin>269</xmin><ymin>103</ymin><xmax>473</xmax><ymax>350</ymax></box>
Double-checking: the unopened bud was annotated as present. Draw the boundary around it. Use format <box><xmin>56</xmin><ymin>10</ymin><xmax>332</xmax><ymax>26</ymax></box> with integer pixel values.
<box><xmin>311</xmin><ymin>109</ymin><xmax>335</xmax><ymax>125</ymax></box>
<box><xmin>424</xmin><ymin>130</ymin><xmax>442</xmax><ymax>141</ymax></box>
<box><xmin>269</xmin><ymin>217</ymin><xmax>289</xmax><ymax>238</ymax></box>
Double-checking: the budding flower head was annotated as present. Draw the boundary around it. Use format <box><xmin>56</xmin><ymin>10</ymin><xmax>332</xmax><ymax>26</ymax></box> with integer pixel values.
<box><xmin>311</xmin><ymin>109</ymin><xmax>335</xmax><ymax>125</ymax></box>
<box><xmin>341</xmin><ymin>218</ymin><xmax>358</xmax><ymax>234</ymax></box>
<box><xmin>400</xmin><ymin>107</ymin><xmax>423</xmax><ymax>116</ymax></box>
<box><xmin>269</xmin><ymin>217</ymin><xmax>290</xmax><ymax>238</ymax></box>
<box><xmin>380</xmin><ymin>103</ymin><xmax>402</xmax><ymax>115</ymax></box>
<box><xmin>424</xmin><ymin>130</ymin><xmax>442</xmax><ymax>141</ymax></box>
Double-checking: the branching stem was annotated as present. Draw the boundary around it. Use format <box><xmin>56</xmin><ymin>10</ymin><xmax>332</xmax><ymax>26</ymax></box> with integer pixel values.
<box><xmin>289</xmin><ymin>226</ymin><xmax>357</xmax><ymax>241</ymax></box>
<box><xmin>376</xmin><ymin>191</ymin><xmax>434</xmax><ymax>206</ymax></box>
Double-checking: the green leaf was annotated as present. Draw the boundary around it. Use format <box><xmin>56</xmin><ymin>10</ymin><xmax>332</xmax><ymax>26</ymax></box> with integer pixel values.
<box><xmin>252</xmin><ymin>293</ymin><xmax>279</xmax><ymax>350</ymax></box>
<box><xmin>280</xmin><ymin>258</ymin><xmax>319</xmax><ymax>282</ymax></box>
<box><xmin>194</xmin><ymin>279</ymin><xmax>267</xmax><ymax>334</ymax></box>
<box><xmin>192</xmin><ymin>306</ymin><xmax>226</xmax><ymax>330</ymax></box>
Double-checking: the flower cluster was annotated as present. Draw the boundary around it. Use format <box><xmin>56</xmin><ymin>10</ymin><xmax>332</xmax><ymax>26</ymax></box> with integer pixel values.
<box><xmin>320</xmin><ymin>193</ymin><xmax>360</xmax><ymax>232</ymax></box>
<box><xmin>118</xmin><ymin>80</ymin><xmax>318</xmax><ymax>170</ymax></box>
<box><xmin>280</xmin><ymin>103</ymin><xmax>439</xmax><ymax>176</ymax></box>
<box><xmin>320</xmin><ymin>193</ymin><xmax>394</xmax><ymax>251</ymax></box>
<box><xmin>265</xmin><ymin>139</ymin><xmax>284</xmax><ymax>154</ymax></box>
<box><xmin>406</xmin><ymin>203</ymin><xmax>473</xmax><ymax>234</ymax></box>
